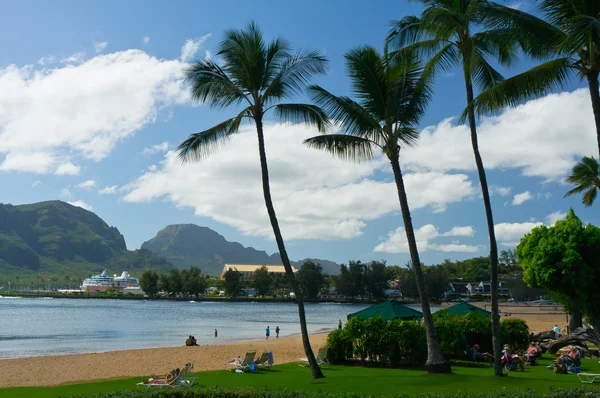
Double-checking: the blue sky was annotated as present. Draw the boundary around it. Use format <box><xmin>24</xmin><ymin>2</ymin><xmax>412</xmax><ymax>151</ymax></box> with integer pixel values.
<box><xmin>0</xmin><ymin>0</ymin><xmax>595</xmax><ymax>267</ymax></box>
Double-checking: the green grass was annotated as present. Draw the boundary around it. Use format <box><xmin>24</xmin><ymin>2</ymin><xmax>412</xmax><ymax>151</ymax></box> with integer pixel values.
<box><xmin>4</xmin><ymin>356</ymin><xmax>600</xmax><ymax>398</ymax></box>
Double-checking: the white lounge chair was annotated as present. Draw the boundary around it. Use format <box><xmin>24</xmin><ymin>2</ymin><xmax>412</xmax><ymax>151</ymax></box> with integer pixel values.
<box><xmin>255</xmin><ymin>351</ymin><xmax>273</xmax><ymax>370</ymax></box>
<box><xmin>298</xmin><ymin>346</ymin><xmax>329</xmax><ymax>367</ymax></box>
<box><xmin>227</xmin><ymin>350</ymin><xmax>256</xmax><ymax>372</ymax></box>
<box><xmin>137</xmin><ymin>361</ymin><xmax>197</xmax><ymax>388</ymax></box>
<box><xmin>578</xmin><ymin>373</ymin><xmax>600</xmax><ymax>384</ymax></box>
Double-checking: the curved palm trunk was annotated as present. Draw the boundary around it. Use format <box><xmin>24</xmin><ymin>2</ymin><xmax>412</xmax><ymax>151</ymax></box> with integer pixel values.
<box><xmin>255</xmin><ymin>117</ymin><xmax>324</xmax><ymax>379</ymax></box>
<box><xmin>464</xmin><ymin>75</ymin><xmax>502</xmax><ymax>377</ymax></box>
<box><xmin>586</xmin><ymin>71</ymin><xmax>600</xmax><ymax>157</ymax></box>
<box><xmin>389</xmin><ymin>154</ymin><xmax>450</xmax><ymax>374</ymax></box>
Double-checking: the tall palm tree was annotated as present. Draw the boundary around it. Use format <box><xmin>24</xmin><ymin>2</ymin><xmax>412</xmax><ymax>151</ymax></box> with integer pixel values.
<box><xmin>304</xmin><ymin>46</ymin><xmax>450</xmax><ymax>373</ymax></box>
<box><xmin>468</xmin><ymin>0</ymin><xmax>600</xmax><ymax>157</ymax></box>
<box><xmin>565</xmin><ymin>156</ymin><xmax>600</xmax><ymax>206</ymax></box>
<box><xmin>177</xmin><ymin>21</ymin><xmax>329</xmax><ymax>379</ymax></box>
<box><xmin>387</xmin><ymin>0</ymin><xmax>519</xmax><ymax>376</ymax></box>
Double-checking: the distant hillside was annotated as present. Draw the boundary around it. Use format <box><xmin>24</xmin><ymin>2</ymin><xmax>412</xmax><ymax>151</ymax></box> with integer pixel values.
<box><xmin>141</xmin><ymin>224</ymin><xmax>339</xmax><ymax>276</ymax></box>
<box><xmin>0</xmin><ymin>201</ymin><xmax>172</xmax><ymax>279</ymax></box>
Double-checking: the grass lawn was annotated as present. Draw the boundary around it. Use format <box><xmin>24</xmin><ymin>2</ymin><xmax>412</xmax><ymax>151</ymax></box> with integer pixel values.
<box><xmin>4</xmin><ymin>356</ymin><xmax>600</xmax><ymax>398</ymax></box>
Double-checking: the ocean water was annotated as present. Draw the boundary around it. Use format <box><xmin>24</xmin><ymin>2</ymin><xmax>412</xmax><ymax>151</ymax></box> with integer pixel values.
<box><xmin>0</xmin><ymin>297</ymin><xmax>370</xmax><ymax>359</ymax></box>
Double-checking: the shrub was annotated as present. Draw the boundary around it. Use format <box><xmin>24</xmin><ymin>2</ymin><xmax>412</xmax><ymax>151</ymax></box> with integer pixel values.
<box><xmin>326</xmin><ymin>329</ymin><xmax>352</xmax><ymax>364</ymax></box>
<box><xmin>500</xmin><ymin>318</ymin><xmax>529</xmax><ymax>351</ymax></box>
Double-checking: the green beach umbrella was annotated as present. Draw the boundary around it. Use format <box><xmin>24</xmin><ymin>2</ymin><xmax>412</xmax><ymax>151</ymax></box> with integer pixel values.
<box><xmin>445</xmin><ymin>302</ymin><xmax>491</xmax><ymax>317</ymax></box>
<box><xmin>347</xmin><ymin>300</ymin><xmax>423</xmax><ymax>321</ymax></box>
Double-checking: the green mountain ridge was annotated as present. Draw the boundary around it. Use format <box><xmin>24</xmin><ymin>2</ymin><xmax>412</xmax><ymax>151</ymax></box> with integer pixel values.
<box><xmin>141</xmin><ymin>224</ymin><xmax>340</xmax><ymax>276</ymax></box>
<box><xmin>0</xmin><ymin>200</ymin><xmax>173</xmax><ymax>279</ymax></box>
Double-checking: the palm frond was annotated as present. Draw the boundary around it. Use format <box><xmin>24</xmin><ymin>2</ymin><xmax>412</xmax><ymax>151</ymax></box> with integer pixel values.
<box><xmin>387</xmin><ymin>39</ymin><xmax>450</xmax><ymax>63</ymax></box>
<box><xmin>303</xmin><ymin>134</ymin><xmax>376</xmax><ymax>162</ymax></box>
<box><xmin>185</xmin><ymin>59</ymin><xmax>250</xmax><ymax>108</ymax></box>
<box><xmin>464</xmin><ymin>57</ymin><xmax>574</xmax><ymax>120</ymax></box>
<box><xmin>271</xmin><ymin>103</ymin><xmax>330</xmax><ymax>132</ymax></box>
<box><xmin>564</xmin><ymin>156</ymin><xmax>600</xmax><ymax>207</ymax></box>
<box><xmin>307</xmin><ymin>85</ymin><xmax>382</xmax><ymax>137</ymax></box>
<box><xmin>387</xmin><ymin>16</ymin><xmax>423</xmax><ymax>49</ymax></box>
<box><xmin>539</xmin><ymin>0</ymin><xmax>581</xmax><ymax>28</ymax></box>
<box><xmin>178</xmin><ymin>107</ymin><xmax>251</xmax><ymax>162</ymax></box>
<box><xmin>472</xmin><ymin>29</ymin><xmax>519</xmax><ymax>67</ymax></box>
<box><xmin>345</xmin><ymin>46</ymin><xmax>388</xmax><ymax>119</ymax></box>
<box><xmin>470</xmin><ymin>49</ymin><xmax>505</xmax><ymax>91</ymax></box>
<box><xmin>559</xmin><ymin>15</ymin><xmax>600</xmax><ymax>56</ymax></box>
<box><xmin>581</xmin><ymin>187</ymin><xmax>598</xmax><ymax>207</ymax></box>
<box><xmin>393</xmin><ymin>127</ymin><xmax>420</xmax><ymax>147</ymax></box>
<box><xmin>262</xmin><ymin>38</ymin><xmax>292</xmax><ymax>91</ymax></box>
<box><xmin>388</xmin><ymin>54</ymin><xmax>433</xmax><ymax>125</ymax></box>
<box><xmin>419</xmin><ymin>6</ymin><xmax>467</xmax><ymax>41</ymax></box>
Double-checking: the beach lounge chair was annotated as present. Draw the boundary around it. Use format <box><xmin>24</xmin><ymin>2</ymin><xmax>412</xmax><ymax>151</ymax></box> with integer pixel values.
<box><xmin>137</xmin><ymin>361</ymin><xmax>197</xmax><ymax>388</ymax></box>
<box><xmin>255</xmin><ymin>351</ymin><xmax>274</xmax><ymax>370</ymax></box>
<box><xmin>298</xmin><ymin>346</ymin><xmax>329</xmax><ymax>368</ymax></box>
<box><xmin>578</xmin><ymin>373</ymin><xmax>600</xmax><ymax>383</ymax></box>
<box><xmin>227</xmin><ymin>350</ymin><xmax>256</xmax><ymax>373</ymax></box>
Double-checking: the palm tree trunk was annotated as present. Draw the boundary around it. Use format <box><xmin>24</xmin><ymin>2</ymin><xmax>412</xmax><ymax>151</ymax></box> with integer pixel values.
<box><xmin>255</xmin><ymin>117</ymin><xmax>324</xmax><ymax>379</ymax></box>
<box><xmin>464</xmin><ymin>74</ymin><xmax>503</xmax><ymax>377</ymax></box>
<box><xmin>586</xmin><ymin>71</ymin><xmax>600</xmax><ymax>157</ymax></box>
<box><xmin>389</xmin><ymin>154</ymin><xmax>450</xmax><ymax>374</ymax></box>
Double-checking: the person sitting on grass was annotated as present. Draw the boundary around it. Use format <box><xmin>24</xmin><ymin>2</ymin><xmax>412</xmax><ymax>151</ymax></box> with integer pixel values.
<box><xmin>502</xmin><ymin>345</ymin><xmax>524</xmax><ymax>371</ymax></box>
<box><xmin>470</xmin><ymin>344</ymin><xmax>493</xmax><ymax>365</ymax></box>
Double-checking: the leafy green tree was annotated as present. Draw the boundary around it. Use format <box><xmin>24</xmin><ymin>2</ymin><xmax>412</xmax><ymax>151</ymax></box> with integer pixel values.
<box><xmin>181</xmin><ymin>266</ymin><xmax>206</xmax><ymax>297</ymax></box>
<box><xmin>516</xmin><ymin>209</ymin><xmax>600</xmax><ymax>330</ymax></box>
<box><xmin>139</xmin><ymin>270</ymin><xmax>160</xmax><ymax>297</ymax></box>
<box><xmin>297</xmin><ymin>261</ymin><xmax>325</xmax><ymax>299</ymax></box>
<box><xmin>366</xmin><ymin>261</ymin><xmax>389</xmax><ymax>300</ymax></box>
<box><xmin>252</xmin><ymin>266</ymin><xmax>273</xmax><ymax>297</ymax></box>
<box><xmin>159</xmin><ymin>269</ymin><xmax>182</xmax><ymax>297</ymax></box>
<box><xmin>387</xmin><ymin>0</ymin><xmax>522</xmax><ymax>375</ymax></box>
<box><xmin>565</xmin><ymin>156</ymin><xmax>600</xmax><ymax>207</ymax></box>
<box><xmin>177</xmin><ymin>21</ymin><xmax>328</xmax><ymax>379</ymax></box>
<box><xmin>335</xmin><ymin>264</ymin><xmax>352</xmax><ymax>298</ymax></box>
<box><xmin>304</xmin><ymin>44</ymin><xmax>449</xmax><ymax>372</ymax></box>
<box><xmin>222</xmin><ymin>268</ymin><xmax>243</xmax><ymax>298</ymax></box>
<box><xmin>271</xmin><ymin>273</ymin><xmax>289</xmax><ymax>298</ymax></box>
<box><xmin>348</xmin><ymin>261</ymin><xmax>367</xmax><ymax>299</ymax></box>
<box><xmin>423</xmin><ymin>265</ymin><xmax>449</xmax><ymax>301</ymax></box>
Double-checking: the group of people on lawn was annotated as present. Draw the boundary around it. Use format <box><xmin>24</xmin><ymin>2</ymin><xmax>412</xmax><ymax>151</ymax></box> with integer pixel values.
<box><xmin>471</xmin><ymin>342</ymin><xmax>540</xmax><ymax>371</ymax></box>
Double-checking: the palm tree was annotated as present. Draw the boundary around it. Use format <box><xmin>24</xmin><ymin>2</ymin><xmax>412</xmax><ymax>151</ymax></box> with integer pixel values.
<box><xmin>565</xmin><ymin>156</ymin><xmax>600</xmax><ymax>206</ymax></box>
<box><xmin>177</xmin><ymin>21</ymin><xmax>329</xmax><ymax>379</ymax></box>
<box><xmin>387</xmin><ymin>0</ymin><xmax>519</xmax><ymax>376</ymax></box>
<box><xmin>304</xmin><ymin>46</ymin><xmax>450</xmax><ymax>373</ymax></box>
<box><xmin>468</xmin><ymin>0</ymin><xmax>600</xmax><ymax>157</ymax></box>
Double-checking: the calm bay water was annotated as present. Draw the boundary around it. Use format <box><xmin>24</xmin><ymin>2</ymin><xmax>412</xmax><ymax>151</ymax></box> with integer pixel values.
<box><xmin>0</xmin><ymin>297</ymin><xmax>370</xmax><ymax>359</ymax></box>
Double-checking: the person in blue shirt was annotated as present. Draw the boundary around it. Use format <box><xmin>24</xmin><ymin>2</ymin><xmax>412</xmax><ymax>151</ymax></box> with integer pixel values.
<box><xmin>266</xmin><ymin>326</ymin><xmax>270</xmax><ymax>340</ymax></box>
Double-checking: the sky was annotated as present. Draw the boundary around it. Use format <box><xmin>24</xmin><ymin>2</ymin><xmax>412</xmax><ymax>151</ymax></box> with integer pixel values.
<box><xmin>0</xmin><ymin>0</ymin><xmax>595</xmax><ymax>267</ymax></box>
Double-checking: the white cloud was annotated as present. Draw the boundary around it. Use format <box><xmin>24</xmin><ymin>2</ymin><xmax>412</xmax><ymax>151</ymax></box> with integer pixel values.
<box><xmin>494</xmin><ymin>221</ymin><xmax>543</xmax><ymax>247</ymax></box>
<box><xmin>512</xmin><ymin>191</ymin><xmax>533</xmax><ymax>206</ymax></box>
<box><xmin>61</xmin><ymin>52</ymin><xmax>85</xmax><ymax>64</ymax></box>
<box><xmin>67</xmin><ymin>200</ymin><xmax>93</xmax><ymax>211</ymax></box>
<box><xmin>180</xmin><ymin>34</ymin><xmax>212</xmax><ymax>62</ymax></box>
<box><xmin>38</xmin><ymin>56</ymin><xmax>55</xmax><ymax>66</ymax></box>
<box><xmin>491</xmin><ymin>186</ymin><xmax>511</xmax><ymax>197</ymax></box>
<box><xmin>99</xmin><ymin>185</ymin><xmax>118</xmax><ymax>195</ymax></box>
<box><xmin>142</xmin><ymin>141</ymin><xmax>169</xmax><ymax>155</ymax></box>
<box><xmin>31</xmin><ymin>180</ymin><xmax>42</xmax><ymax>188</ymax></box>
<box><xmin>442</xmin><ymin>226</ymin><xmax>475</xmax><ymax>237</ymax></box>
<box><xmin>374</xmin><ymin>224</ymin><xmax>478</xmax><ymax>253</ymax></box>
<box><xmin>508</xmin><ymin>2</ymin><xmax>523</xmax><ymax>9</ymax></box>
<box><xmin>123</xmin><ymin>123</ymin><xmax>475</xmax><ymax>240</ymax></box>
<box><xmin>60</xmin><ymin>188</ymin><xmax>72</xmax><ymax>198</ymax></box>
<box><xmin>93</xmin><ymin>41</ymin><xmax>108</xmax><ymax>53</ymax></box>
<box><xmin>143</xmin><ymin>36</ymin><xmax>150</xmax><ymax>45</ymax></box>
<box><xmin>546</xmin><ymin>211</ymin><xmax>567</xmax><ymax>225</ymax></box>
<box><xmin>205</xmin><ymin>50</ymin><xmax>212</xmax><ymax>60</ymax></box>
<box><xmin>0</xmin><ymin>48</ymin><xmax>190</xmax><ymax>174</ymax></box>
<box><xmin>403</xmin><ymin>89</ymin><xmax>596</xmax><ymax>180</ymax></box>
<box><xmin>76</xmin><ymin>180</ymin><xmax>96</xmax><ymax>190</ymax></box>
<box><xmin>54</xmin><ymin>162</ymin><xmax>81</xmax><ymax>176</ymax></box>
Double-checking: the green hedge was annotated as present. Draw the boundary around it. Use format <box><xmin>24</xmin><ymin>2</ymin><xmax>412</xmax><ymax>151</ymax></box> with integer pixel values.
<box><xmin>327</xmin><ymin>313</ymin><xmax>529</xmax><ymax>364</ymax></box>
<box><xmin>68</xmin><ymin>386</ymin><xmax>600</xmax><ymax>398</ymax></box>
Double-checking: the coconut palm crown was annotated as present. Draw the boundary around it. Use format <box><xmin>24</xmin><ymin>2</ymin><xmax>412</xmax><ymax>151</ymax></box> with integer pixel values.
<box><xmin>565</xmin><ymin>156</ymin><xmax>600</xmax><ymax>206</ymax></box>
<box><xmin>177</xmin><ymin>21</ymin><xmax>329</xmax><ymax>379</ymax></box>
<box><xmin>304</xmin><ymin>46</ymin><xmax>450</xmax><ymax>373</ymax></box>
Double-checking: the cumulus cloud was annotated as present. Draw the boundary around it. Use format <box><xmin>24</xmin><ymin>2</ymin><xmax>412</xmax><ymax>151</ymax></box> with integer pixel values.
<box><xmin>491</xmin><ymin>186</ymin><xmax>511</xmax><ymax>197</ymax></box>
<box><xmin>142</xmin><ymin>141</ymin><xmax>169</xmax><ymax>155</ymax></box>
<box><xmin>402</xmin><ymin>89</ymin><xmax>596</xmax><ymax>180</ymax></box>
<box><xmin>0</xmin><ymin>48</ymin><xmax>190</xmax><ymax>174</ymax></box>
<box><xmin>143</xmin><ymin>36</ymin><xmax>150</xmax><ymax>45</ymax></box>
<box><xmin>99</xmin><ymin>185</ymin><xmax>118</xmax><ymax>195</ymax></box>
<box><xmin>31</xmin><ymin>180</ymin><xmax>42</xmax><ymax>188</ymax></box>
<box><xmin>374</xmin><ymin>224</ymin><xmax>478</xmax><ymax>253</ymax></box>
<box><xmin>60</xmin><ymin>188</ymin><xmax>72</xmax><ymax>198</ymax></box>
<box><xmin>546</xmin><ymin>211</ymin><xmax>567</xmax><ymax>225</ymax></box>
<box><xmin>61</xmin><ymin>52</ymin><xmax>85</xmax><ymax>64</ymax></box>
<box><xmin>180</xmin><ymin>34</ymin><xmax>212</xmax><ymax>62</ymax></box>
<box><xmin>93</xmin><ymin>41</ymin><xmax>108</xmax><ymax>53</ymax></box>
<box><xmin>67</xmin><ymin>200</ymin><xmax>93</xmax><ymax>211</ymax></box>
<box><xmin>123</xmin><ymin>123</ymin><xmax>475</xmax><ymax>240</ymax></box>
<box><xmin>494</xmin><ymin>221</ymin><xmax>543</xmax><ymax>247</ymax></box>
<box><xmin>512</xmin><ymin>191</ymin><xmax>533</xmax><ymax>206</ymax></box>
<box><xmin>76</xmin><ymin>180</ymin><xmax>96</xmax><ymax>190</ymax></box>
<box><xmin>38</xmin><ymin>56</ymin><xmax>55</xmax><ymax>65</ymax></box>
<box><xmin>54</xmin><ymin>162</ymin><xmax>81</xmax><ymax>176</ymax></box>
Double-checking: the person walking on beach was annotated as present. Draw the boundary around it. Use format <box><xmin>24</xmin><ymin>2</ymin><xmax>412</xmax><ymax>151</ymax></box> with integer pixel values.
<box><xmin>214</xmin><ymin>329</ymin><xmax>218</xmax><ymax>338</ymax></box>
<box><xmin>266</xmin><ymin>325</ymin><xmax>270</xmax><ymax>340</ymax></box>
<box><xmin>275</xmin><ymin>326</ymin><xmax>280</xmax><ymax>338</ymax></box>
<box><xmin>338</xmin><ymin>319</ymin><xmax>342</xmax><ymax>330</ymax></box>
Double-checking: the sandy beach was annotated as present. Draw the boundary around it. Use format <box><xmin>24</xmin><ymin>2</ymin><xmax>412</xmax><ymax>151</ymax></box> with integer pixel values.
<box><xmin>0</xmin><ymin>303</ymin><xmax>567</xmax><ymax>388</ymax></box>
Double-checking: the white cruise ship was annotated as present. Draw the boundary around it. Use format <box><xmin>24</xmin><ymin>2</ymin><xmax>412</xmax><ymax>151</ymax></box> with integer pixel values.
<box><xmin>81</xmin><ymin>270</ymin><xmax>139</xmax><ymax>291</ymax></box>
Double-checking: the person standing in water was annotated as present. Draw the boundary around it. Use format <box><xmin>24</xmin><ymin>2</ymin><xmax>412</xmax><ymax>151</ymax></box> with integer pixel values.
<box><xmin>266</xmin><ymin>325</ymin><xmax>270</xmax><ymax>340</ymax></box>
<box><xmin>275</xmin><ymin>326</ymin><xmax>280</xmax><ymax>338</ymax></box>
<box><xmin>338</xmin><ymin>319</ymin><xmax>343</xmax><ymax>330</ymax></box>
<box><xmin>214</xmin><ymin>329</ymin><xmax>218</xmax><ymax>338</ymax></box>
